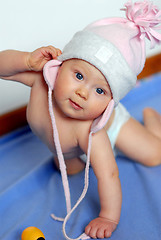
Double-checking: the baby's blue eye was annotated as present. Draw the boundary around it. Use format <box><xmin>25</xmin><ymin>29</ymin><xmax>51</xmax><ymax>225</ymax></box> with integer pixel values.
<box><xmin>96</xmin><ymin>88</ymin><xmax>105</xmax><ymax>95</ymax></box>
<box><xmin>76</xmin><ymin>72</ymin><xmax>83</xmax><ymax>80</ymax></box>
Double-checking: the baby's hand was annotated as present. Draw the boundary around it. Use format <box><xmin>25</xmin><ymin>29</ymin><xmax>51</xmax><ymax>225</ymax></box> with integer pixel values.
<box><xmin>26</xmin><ymin>46</ymin><xmax>62</xmax><ymax>72</ymax></box>
<box><xmin>85</xmin><ymin>217</ymin><xmax>117</xmax><ymax>239</ymax></box>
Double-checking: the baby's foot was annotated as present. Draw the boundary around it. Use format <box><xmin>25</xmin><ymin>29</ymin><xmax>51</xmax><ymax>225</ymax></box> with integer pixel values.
<box><xmin>143</xmin><ymin>108</ymin><xmax>161</xmax><ymax>139</ymax></box>
<box><xmin>85</xmin><ymin>217</ymin><xmax>117</xmax><ymax>239</ymax></box>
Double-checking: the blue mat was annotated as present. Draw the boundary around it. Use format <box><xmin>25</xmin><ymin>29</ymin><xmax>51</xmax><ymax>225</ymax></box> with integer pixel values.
<box><xmin>0</xmin><ymin>73</ymin><xmax>161</xmax><ymax>240</ymax></box>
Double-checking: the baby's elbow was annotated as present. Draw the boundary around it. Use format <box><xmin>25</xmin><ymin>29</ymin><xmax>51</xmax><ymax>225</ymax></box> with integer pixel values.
<box><xmin>111</xmin><ymin>166</ymin><xmax>120</xmax><ymax>179</ymax></box>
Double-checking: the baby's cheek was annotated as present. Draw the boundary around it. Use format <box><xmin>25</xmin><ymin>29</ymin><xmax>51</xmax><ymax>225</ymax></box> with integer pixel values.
<box><xmin>89</xmin><ymin>103</ymin><xmax>106</xmax><ymax>118</ymax></box>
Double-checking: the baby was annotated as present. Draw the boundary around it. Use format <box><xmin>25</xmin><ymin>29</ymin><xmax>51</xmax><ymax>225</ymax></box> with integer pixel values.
<box><xmin>0</xmin><ymin>1</ymin><xmax>161</xmax><ymax>239</ymax></box>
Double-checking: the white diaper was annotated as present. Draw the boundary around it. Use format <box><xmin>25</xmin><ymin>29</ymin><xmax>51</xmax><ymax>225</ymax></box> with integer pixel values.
<box><xmin>80</xmin><ymin>103</ymin><xmax>130</xmax><ymax>162</ymax></box>
<box><xmin>107</xmin><ymin>102</ymin><xmax>130</xmax><ymax>154</ymax></box>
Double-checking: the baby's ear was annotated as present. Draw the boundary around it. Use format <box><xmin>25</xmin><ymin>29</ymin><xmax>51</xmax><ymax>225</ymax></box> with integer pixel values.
<box><xmin>43</xmin><ymin>59</ymin><xmax>62</xmax><ymax>90</ymax></box>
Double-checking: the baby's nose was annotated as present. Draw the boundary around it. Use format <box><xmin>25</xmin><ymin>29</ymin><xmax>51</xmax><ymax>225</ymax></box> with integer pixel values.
<box><xmin>75</xmin><ymin>87</ymin><xmax>89</xmax><ymax>100</ymax></box>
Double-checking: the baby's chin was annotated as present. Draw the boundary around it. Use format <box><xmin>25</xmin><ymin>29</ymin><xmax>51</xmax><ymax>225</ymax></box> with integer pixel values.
<box><xmin>66</xmin><ymin>114</ymin><xmax>94</xmax><ymax>122</ymax></box>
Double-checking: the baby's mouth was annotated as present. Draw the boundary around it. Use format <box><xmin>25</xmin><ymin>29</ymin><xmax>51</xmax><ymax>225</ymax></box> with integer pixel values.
<box><xmin>69</xmin><ymin>99</ymin><xmax>83</xmax><ymax>110</ymax></box>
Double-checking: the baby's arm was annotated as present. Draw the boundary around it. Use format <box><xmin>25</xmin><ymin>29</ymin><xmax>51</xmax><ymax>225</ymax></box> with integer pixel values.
<box><xmin>0</xmin><ymin>46</ymin><xmax>61</xmax><ymax>86</ymax></box>
<box><xmin>80</xmin><ymin>128</ymin><xmax>122</xmax><ymax>238</ymax></box>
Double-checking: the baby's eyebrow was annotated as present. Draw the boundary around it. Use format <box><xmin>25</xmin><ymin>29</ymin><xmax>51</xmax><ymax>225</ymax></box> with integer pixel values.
<box><xmin>72</xmin><ymin>65</ymin><xmax>84</xmax><ymax>73</ymax></box>
<box><xmin>96</xmin><ymin>78</ymin><xmax>108</xmax><ymax>87</ymax></box>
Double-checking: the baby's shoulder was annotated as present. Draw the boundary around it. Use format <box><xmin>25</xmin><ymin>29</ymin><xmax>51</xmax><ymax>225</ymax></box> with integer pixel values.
<box><xmin>75</xmin><ymin>119</ymin><xmax>92</xmax><ymax>133</ymax></box>
<box><xmin>74</xmin><ymin>120</ymin><xmax>92</xmax><ymax>148</ymax></box>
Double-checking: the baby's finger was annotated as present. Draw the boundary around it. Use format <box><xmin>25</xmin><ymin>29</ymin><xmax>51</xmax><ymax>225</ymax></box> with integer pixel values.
<box><xmin>84</xmin><ymin>225</ymin><xmax>91</xmax><ymax>236</ymax></box>
<box><xmin>96</xmin><ymin>228</ymin><xmax>106</xmax><ymax>239</ymax></box>
<box><xmin>88</xmin><ymin>227</ymin><xmax>97</xmax><ymax>239</ymax></box>
<box><xmin>105</xmin><ymin>229</ymin><xmax>112</xmax><ymax>238</ymax></box>
<box><xmin>56</xmin><ymin>48</ymin><xmax>62</xmax><ymax>56</ymax></box>
<box><xmin>47</xmin><ymin>46</ymin><xmax>62</xmax><ymax>58</ymax></box>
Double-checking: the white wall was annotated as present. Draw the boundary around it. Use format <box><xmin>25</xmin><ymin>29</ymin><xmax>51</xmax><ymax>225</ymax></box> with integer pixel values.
<box><xmin>0</xmin><ymin>0</ymin><xmax>161</xmax><ymax>115</ymax></box>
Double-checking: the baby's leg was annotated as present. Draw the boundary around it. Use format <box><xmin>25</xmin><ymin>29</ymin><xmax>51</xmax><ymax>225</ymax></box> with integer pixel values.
<box><xmin>54</xmin><ymin>156</ymin><xmax>85</xmax><ymax>175</ymax></box>
<box><xmin>115</xmin><ymin>109</ymin><xmax>161</xmax><ymax>166</ymax></box>
<box><xmin>143</xmin><ymin>108</ymin><xmax>161</xmax><ymax>140</ymax></box>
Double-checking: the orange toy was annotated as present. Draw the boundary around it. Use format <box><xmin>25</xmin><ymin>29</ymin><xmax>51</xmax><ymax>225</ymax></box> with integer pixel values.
<box><xmin>21</xmin><ymin>226</ymin><xmax>45</xmax><ymax>240</ymax></box>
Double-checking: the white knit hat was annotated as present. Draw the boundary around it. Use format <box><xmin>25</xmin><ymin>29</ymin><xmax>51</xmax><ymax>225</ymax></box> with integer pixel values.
<box><xmin>43</xmin><ymin>1</ymin><xmax>161</xmax><ymax>239</ymax></box>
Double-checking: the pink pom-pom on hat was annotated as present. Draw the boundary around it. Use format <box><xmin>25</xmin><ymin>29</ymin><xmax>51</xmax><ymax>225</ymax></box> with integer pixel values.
<box><xmin>123</xmin><ymin>0</ymin><xmax>161</xmax><ymax>48</ymax></box>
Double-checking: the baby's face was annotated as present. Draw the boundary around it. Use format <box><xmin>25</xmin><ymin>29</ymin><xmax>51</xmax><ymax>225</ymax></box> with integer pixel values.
<box><xmin>53</xmin><ymin>59</ymin><xmax>112</xmax><ymax>120</ymax></box>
